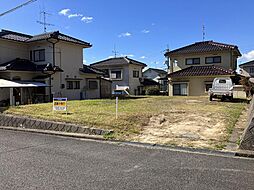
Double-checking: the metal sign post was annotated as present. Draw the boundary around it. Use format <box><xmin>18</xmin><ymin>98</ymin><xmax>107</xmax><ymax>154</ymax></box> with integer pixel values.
<box><xmin>116</xmin><ymin>97</ymin><xmax>118</xmax><ymax>119</ymax></box>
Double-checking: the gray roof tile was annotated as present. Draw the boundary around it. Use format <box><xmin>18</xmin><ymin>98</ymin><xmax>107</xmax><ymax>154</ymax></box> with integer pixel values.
<box><xmin>0</xmin><ymin>29</ymin><xmax>91</xmax><ymax>47</ymax></box>
<box><xmin>90</xmin><ymin>57</ymin><xmax>147</xmax><ymax>67</ymax></box>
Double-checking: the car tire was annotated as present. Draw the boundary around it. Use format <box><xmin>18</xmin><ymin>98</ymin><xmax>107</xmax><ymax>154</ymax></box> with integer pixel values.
<box><xmin>209</xmin><ymin>95</ymin><xmax>213</xmax><ymax>101</ymax></box>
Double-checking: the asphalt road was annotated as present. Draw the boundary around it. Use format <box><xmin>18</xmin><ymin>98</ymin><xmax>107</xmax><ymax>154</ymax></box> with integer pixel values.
<box><xmin>0</xmin><ymin>130</ymin><xmax>254</xmax><ymax>190</ymax></box>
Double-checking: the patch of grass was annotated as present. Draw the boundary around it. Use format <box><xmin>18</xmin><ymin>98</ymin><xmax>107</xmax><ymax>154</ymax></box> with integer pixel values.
<box><xmin>224</xmin><ymin>103</ymin><xmax>245</xmax><ymax>140</ymax></box>
<box><xmin>4</xmin><ymin>96</ymin><xmax>246</xmax><ymax>149</ymax></box>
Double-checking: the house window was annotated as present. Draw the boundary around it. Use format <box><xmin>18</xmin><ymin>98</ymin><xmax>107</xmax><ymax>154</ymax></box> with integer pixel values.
<box><xmin>74</xmin><ymin>81</ymin><xmax>80</xmax><ymax>89</ymax></box>
<box><xmin>249</xmin><ymin>67</ymin><xmax>254</xmax><ymax>74</ymax></box>
<box><xmin>89</xmin><ymin>81</ymin><xmax>98</xmax><ymax>89</ymax></box>
<box><xmin>110</xmin><ymin>70</ymin><xmax>122</xmax><ymax>80</ymax></box>
<box><xmin>133</xmin><ymin>70</ymin><xmax>139</xmax><ymax>78</ymax></box>
<box><xmin>67</xmin><ymin>81</ymin><xmax>80</xmax><ymax>89</ymax></box>
<box><xmin>34</xmin><ymin>49</ymin><xmax>45</xmax><ymax>62</ymax></box>
<box><xmin>205</xmin><ymin>56</ymin><xmax>221</xmax><ymax>64</ymax></box>
<box><xmin>186</xmin><ymin>58</ymin><xmax>200</xmax><ymax>65</ymax></box>
<box><xmin>173</xmin><ymin>83</ymin><xmax>188</xmax><ymax>96</ymax></box>
<box><xmin>67</xmin><ymin>81</ymin><xmax>73</xmax><ymax>89</ymax></box>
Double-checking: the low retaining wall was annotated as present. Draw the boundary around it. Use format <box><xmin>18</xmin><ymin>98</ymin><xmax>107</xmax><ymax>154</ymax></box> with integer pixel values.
<box><xmin>239</xmin><ymin>98</ymin><xmax>254</xmax><ymax>150</ymax></box>
<box><xmin>0</xmin><ymin>114</ymin><xmax>113</xmax><ymax>136</ymax></box>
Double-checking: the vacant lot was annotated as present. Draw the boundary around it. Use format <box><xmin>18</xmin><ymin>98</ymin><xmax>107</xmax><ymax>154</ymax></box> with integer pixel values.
<box><xmin>4</xmin><ymin>96</ymin><xmax>246</xmax><ymax>149</ymax></box>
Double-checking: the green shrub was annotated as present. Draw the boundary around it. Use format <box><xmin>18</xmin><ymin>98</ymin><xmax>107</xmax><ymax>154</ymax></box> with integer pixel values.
<box><xmin>145</xmin><ymin>86</ymin><xmax>160</xmax><ymax>95</ymax></box>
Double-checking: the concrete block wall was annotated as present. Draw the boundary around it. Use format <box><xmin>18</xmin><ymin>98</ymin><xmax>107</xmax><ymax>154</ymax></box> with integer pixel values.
<box><xmin>239</xmin><ymin>98</ymin><xmax>254</xmax><ymax>150</ymax></box>
<box><xmin>0</xmin><ymin>114</ymin><xmax>113</xmax><ymax>136</ymax></box>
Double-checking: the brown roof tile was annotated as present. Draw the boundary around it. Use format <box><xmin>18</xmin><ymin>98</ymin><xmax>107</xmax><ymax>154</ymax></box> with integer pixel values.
<box><xmin>165</xmin><ymin>41</ymin><xmax>241</xmax><ymax>56</ymax></box>
<box><xmin>168</xmin><ymin>65</ymin><xmax>234</xmax><ymax>78</ymax></box>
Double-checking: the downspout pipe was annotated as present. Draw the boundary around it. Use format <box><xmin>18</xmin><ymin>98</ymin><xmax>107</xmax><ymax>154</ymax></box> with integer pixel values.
<box><xmin>46</xmin><ymin>34</ymin><xmax>59</xmax><ymax>101</ymax></box>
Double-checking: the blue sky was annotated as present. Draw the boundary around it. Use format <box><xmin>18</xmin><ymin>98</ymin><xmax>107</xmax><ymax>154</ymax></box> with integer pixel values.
<box><xmin>0</xmin><ymin>0</ymin><xmax>254</xmax><ymax>69</ymax></box>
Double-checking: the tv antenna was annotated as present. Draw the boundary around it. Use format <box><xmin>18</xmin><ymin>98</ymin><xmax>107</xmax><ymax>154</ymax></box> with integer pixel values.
<box><xmin>112</xmin><ymin>45</ymin><xmax>119</xmax><ymax>58</ymax></box>
<box><xmin>37</xmin><ymin>11</ymin><xmax>54</xmax><ymax>33</ymax></box>
<box><xmin>202</xmin><ymin>24</ymin><xmax>206</xmax><ymax>41</ymax></box>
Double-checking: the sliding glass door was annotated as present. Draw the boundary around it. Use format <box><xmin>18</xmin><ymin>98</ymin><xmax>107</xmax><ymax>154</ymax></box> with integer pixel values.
<box><xmin>173</xmin><ymin>83</ymin><xmax>188</xmax><ymax>96</ymax></box>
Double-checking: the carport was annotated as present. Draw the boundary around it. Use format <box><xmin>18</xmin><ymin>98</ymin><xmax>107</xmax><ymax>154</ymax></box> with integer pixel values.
<box><xmin>0</xmin><ymin>79</ymin><xmax>49</xmax><ymax>106</ymax></box>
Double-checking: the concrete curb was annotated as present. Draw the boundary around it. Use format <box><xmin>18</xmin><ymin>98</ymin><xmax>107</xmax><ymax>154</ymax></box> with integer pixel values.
<box><xmin>0</xmin><ymin>126</ymin><xmax>105</xmax><ymax>141</ymax></box>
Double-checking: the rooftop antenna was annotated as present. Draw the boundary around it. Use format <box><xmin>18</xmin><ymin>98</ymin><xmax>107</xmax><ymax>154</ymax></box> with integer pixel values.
<box><xmin>163</xmin><ymin>44</ymin><xmax>170</xmax><ymax>70</ymax></box>
<box><xmin>37</xmin><ymin>10</ymin><xmax>54</xmax><ymax>33</ymax></box>
<box><xmin>112</xmin><ymin>45</ymin><xmax>119</xmax><ymax>58</ymax></box>
<box><xmin>202</xmin><ymin>24</ymin><xmax>206</xmax><ymax>41</ymax></box>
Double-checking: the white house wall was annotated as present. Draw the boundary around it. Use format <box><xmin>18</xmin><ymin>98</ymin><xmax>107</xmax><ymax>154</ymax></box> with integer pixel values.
<box><xmin>0</xmin><ymin>39</ymin><xmax>29</xmax><ymax>64</ymax></box>
<box><xmin>128</xmin><ymin>64</ymin><xmax>143</xmax><ymax>94</ymax></box>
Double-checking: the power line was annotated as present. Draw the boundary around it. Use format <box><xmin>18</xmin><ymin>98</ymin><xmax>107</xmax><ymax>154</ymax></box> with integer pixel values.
<box><xmin>0</xmin><ymin>0</ymin><xmax>37</xmax><ymax>17</ymax></box>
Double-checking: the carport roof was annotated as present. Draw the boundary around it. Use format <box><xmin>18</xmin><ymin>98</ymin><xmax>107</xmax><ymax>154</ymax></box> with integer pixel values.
<box><xmin>0</xmin><ymin>79</ymin><xmax>49</xmax><ymax>88</ymax></box>
<box><xmin>168</xmin><ymin>65</ymin><xmax>234</xmax><ymax>78</ymax></box>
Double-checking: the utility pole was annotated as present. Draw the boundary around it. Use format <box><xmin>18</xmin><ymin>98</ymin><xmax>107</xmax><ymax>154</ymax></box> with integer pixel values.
<box><xmin>37</xmin><ymin>11</ymin><xmax>54</xmax><ymax>33</ymax></box>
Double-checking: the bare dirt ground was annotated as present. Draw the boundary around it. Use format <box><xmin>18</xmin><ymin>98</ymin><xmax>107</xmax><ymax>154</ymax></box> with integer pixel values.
<box><xmin>132</xmin><ymin>99</ymin><xmax>246</xmax><ymax>149</ymax></box>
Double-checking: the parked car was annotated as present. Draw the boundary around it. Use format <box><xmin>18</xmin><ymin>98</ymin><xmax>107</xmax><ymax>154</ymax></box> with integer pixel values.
<box><xmin>208</xmin><ymin>78</ymin><xmax>234</xmax><ymax>101</ymax></box>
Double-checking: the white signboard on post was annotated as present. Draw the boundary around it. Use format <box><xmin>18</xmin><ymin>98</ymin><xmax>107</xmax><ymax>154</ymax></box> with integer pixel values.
<box><xmin>53</xmin><ymin>98</ymin><xmax>67</xmax><ymax>112</ymax></box>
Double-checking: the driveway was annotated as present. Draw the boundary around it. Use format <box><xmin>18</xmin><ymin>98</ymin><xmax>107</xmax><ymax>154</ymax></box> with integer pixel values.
<box><xmin>0</xmin><ymin>129</ymin><xmax>253</xmax><ymax>190</ymax></box>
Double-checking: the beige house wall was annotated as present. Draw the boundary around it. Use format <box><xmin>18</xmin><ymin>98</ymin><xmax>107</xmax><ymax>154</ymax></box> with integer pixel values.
<box><xmin>169</xmin><ymin>76</ymin><xmax>231</xmax><ymax>96</ymax></box>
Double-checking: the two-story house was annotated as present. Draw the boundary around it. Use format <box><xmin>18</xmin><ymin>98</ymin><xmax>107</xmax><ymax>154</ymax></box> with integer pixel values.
<box><xmin>239</xmin><ymin>60</ymin><xmax>254</xmax><ymax>77</ymax></box>
<box><xmin>0</xmin><ymin>29</ymin><xmax>111</xmax><ymax>106</ymax></box>
<box><xmin>164</xmin><ymin>41</ymin><xmax>241</xmax><ymax>96</ymax></box>
<box><xmin>90</xmin><ymin>57</ymin><xmax>147</xmax><ymax>95</ymax></box>
<box><xmin>143</xmin><ymin>68</ymin><xmax>168</xmax><ymax>92</ymax></box>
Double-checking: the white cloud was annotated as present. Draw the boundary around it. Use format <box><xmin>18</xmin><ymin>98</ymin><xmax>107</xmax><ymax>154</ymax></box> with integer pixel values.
<box><xmin>68</xmin><ymin>13</ymin><xmax>83</xmax><ymax>18</ymax></box>
<box><xmin>83</xmin><ymin>59</ymin><xmax>87</xmax><ymax>64</ymax></box>
<box><xmin>59</xmin><ymin>9</ymin><xmax>70</xmax><ymax>16</ymax></box>
<box><xmin>118</xmin><ymin>32</ymin><xmax>132</xmax><ymax>38</ymax></box>
<box><xmin>140</xmin><ymin>56</ymin><xmax>146</xmax><ymax>59</ymax></box>
<box><xmin>239</xmin><ymin>50</ymin><xmax>254</xmax><ymax>63</ymax></box>
<box><xmin>81</xmin><ymin>16</ymin><xmax>93</xmax><ymax>23</ymax></box>
<box><xmin>141</xmin><ymin>29</ymin><xmax>150</xmax><ymax>34</ymax></box>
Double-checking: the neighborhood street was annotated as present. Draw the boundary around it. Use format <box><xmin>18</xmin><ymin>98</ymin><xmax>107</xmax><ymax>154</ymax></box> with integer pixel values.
<box><xmin>0</xmin><ymin>129</ymin><xmax>253</xmax><ymax>190</ymax></box>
